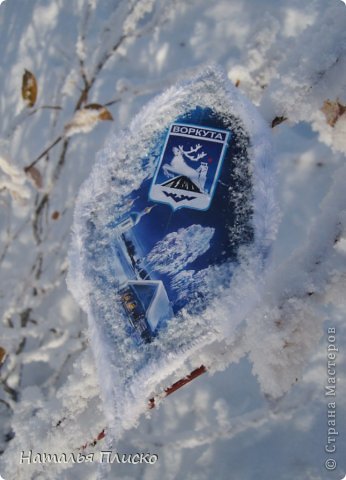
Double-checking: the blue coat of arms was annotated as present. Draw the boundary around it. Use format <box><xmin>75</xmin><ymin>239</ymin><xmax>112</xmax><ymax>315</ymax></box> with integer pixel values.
<box><xmin>149</xmin><ymin>123</ymin><xmax>230</xmax><ymax>211</ymax></box>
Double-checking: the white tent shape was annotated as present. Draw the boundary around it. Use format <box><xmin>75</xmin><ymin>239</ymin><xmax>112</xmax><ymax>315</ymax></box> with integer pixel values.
<box><xmin>127</xmin><ymin>280</ymin><xmax>173</xmax><ymax>332</ymax></box>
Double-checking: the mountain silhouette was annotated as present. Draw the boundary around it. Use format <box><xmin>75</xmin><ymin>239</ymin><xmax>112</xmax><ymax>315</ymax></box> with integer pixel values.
<box><xmin>161</xmin><ymin>175</ymin><xmax>201</xmax><ymax>193</ymax></box>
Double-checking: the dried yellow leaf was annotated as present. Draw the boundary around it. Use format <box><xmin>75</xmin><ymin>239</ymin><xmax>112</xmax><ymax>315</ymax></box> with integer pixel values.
<box><xmin>0</xmin><ymin>346</ymin><xmax>6</xmax><ymax>365</ymax></box>
<box><xmin>271</xmin><ymin>116</ymin><xmax>287</xmax><ymax>128</ymax></box>
<box><xmin>64</xmin><ymin>104</ymin><xmax>113</xmax><ymax>137</ymax></box>
<box><xmin>24</xmin><ymin>165</ymin><xmax>43</xmax><ymax>189</ymax></box>
<box><xmin>321</xmin><ymin>100</ymin><xmax>346</xmax><ymax>128</ymax></box>
<box><xmin>98</xmin><ymin>108</ymin><xmax>113</xmax><ymax>121</ymax></box>
<box><xmin>84</xmin><ymin>103</ymin><xmax>103</xmax><ymax>110</ymax></box>
<box><xmin>85</xmin><ymin>103</ymin><xmax>113</xmax><ymax>121</ymax></box>
<box><xmin>22</xmin><ymin>69</ymin><xmax>38</xmax><ymax>107</ymax></box>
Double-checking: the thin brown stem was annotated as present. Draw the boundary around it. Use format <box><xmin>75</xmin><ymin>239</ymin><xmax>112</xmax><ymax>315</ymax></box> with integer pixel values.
<box><xmin>25</xmin><ymin>135</ymin><xmax>63</xmax><ymax>171</ymax></box>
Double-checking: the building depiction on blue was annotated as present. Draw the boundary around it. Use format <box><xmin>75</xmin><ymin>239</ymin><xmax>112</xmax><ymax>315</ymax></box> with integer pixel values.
<box><xmin>119</xmin><ymin>280</ymin><xmax>173</xmax><ymax>343</ymax></box>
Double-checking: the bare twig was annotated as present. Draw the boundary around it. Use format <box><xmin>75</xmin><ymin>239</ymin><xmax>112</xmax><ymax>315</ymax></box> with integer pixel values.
<box><xmin>40</xmin><ymin>105</ymin><xmax>62</xmax><ymax>110</ymax></box>
<box><xmin>0</xmin><ymin>378</ymin><xmax>19</xmax><ymax>402</ymax></box>
<box><xmin>25</xmin><ymin>135</ymin><xmax>63</xmax><ymax>171</ymax></box>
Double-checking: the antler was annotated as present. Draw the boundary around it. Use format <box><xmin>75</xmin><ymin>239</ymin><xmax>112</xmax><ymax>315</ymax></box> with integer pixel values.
<box><xmin>187</xmin><ymin>144</ymin><xmax>202</xmax><ymax>154</ymax></box>
<box><xmin>181</xmin><ymin>144</ymin><xmax>207</xmax><ymax>161</ymax></box>
<box><xmin>192</xmin><ymin>152</ymin><xmax>207</xmax><ymax>161</ymax></box>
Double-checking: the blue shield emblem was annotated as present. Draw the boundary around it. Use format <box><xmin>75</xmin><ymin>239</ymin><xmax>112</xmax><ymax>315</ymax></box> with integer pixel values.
<box><xmin>149</xmin><ymin>123</ymin><xmax>230</xmax><ymax>211</ymax></box>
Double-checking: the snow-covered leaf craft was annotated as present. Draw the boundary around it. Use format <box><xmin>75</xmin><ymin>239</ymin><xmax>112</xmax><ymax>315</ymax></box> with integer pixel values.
<box><xmin>21</xmin><ymin>69</ymin><xmax>37</xmax><ymax>107</ymax></box>
<box><xmin>64</xmin><ymin>103</ymin><xmax>113</xmax><ymax>137</ymax></box>
<box><xmin>67</xmin><ymin>65</ymin><xmax>278</xmax><ymax>440</ymax></box>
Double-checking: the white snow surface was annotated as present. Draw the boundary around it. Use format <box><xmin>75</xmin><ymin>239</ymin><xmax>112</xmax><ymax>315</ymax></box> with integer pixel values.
<box><xmin>0</xmin><ymin>1</ymin><xmax>346</xmax><ymax>479</ymax></box>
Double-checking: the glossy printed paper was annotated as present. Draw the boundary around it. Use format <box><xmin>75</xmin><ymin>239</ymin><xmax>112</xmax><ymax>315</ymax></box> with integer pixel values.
<box><xmin>149</xmin><ymin>123</ymin><xmax>230</xmax><ymax>211</ymax></box>
<box><xmin>107</xmin><ymin>107</ymin><xmax>250</xmax><ymax>346</ymax></box>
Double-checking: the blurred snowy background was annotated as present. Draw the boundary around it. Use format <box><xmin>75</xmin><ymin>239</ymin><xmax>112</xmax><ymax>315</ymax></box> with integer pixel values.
<box><xmin>0</xmin><ymin>0</ymin><xmax>346</xmax><ymax>479</ymax></box>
